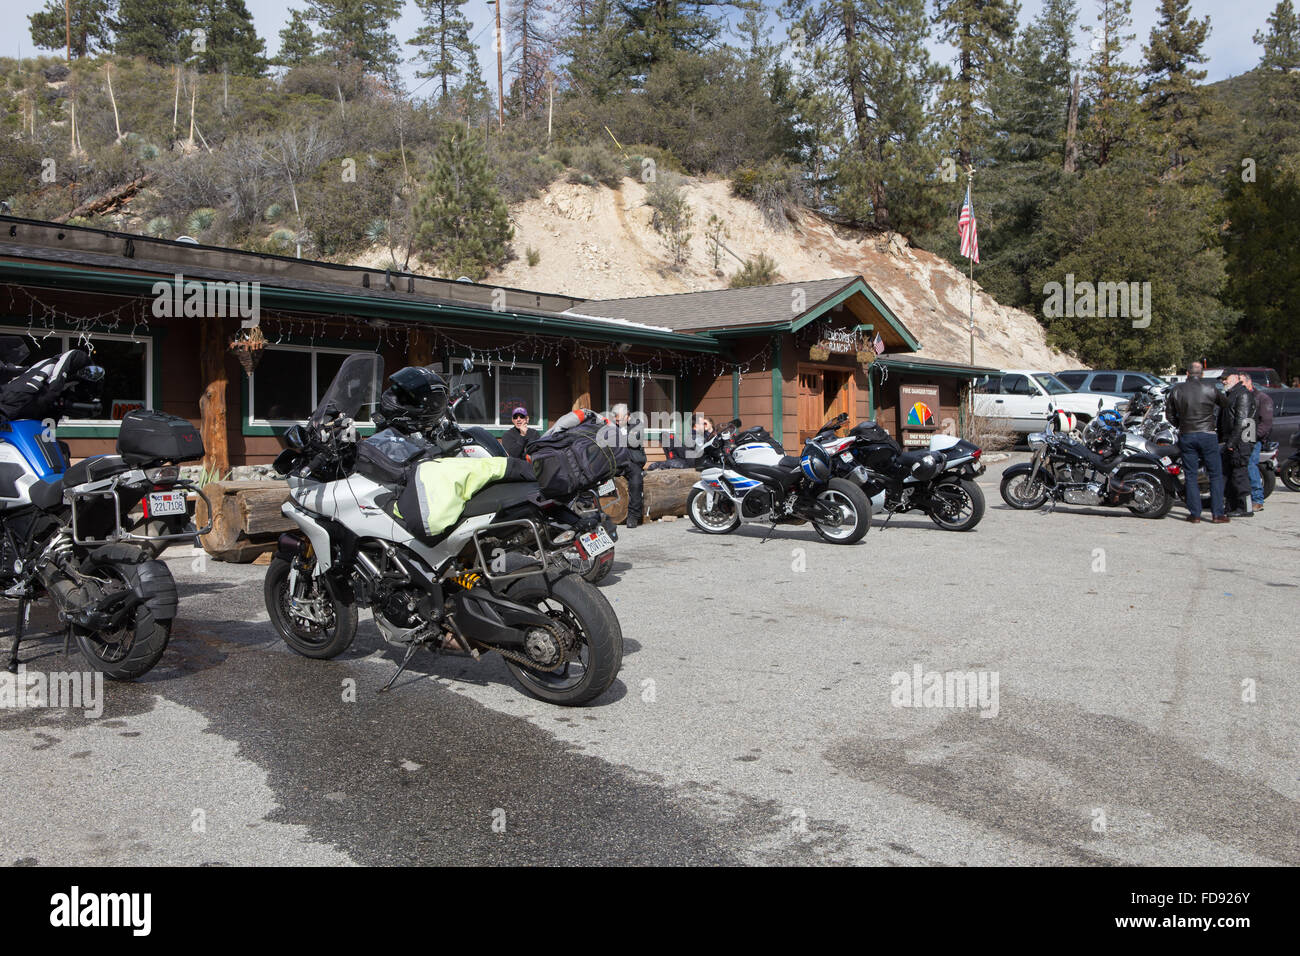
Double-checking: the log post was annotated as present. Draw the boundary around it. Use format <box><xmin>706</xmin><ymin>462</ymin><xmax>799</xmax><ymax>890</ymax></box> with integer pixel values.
<box><xmin>199</xmin><ymin>315</ymin><xmax>229</xmax><ymax>477</ymax></box>
<box><xmin>570</xmin><ymin>356</ymin><xmax>591</xmax><ymax>411</ymax></box>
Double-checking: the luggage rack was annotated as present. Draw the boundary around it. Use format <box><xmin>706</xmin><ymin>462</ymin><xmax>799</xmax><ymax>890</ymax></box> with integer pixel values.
<box><xmin>468</xmin><ymin>518</ymin><xmax>549</xmax><ymax>581</ymax></box>
<box><xmin>68</xmin><ymin>478</ymin><xmax>214</xmax><ymax>547</ymax></box>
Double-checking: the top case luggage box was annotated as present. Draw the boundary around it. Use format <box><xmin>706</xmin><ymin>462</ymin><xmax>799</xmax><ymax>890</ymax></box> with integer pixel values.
<box><xmin>117</xmin><ymin>410</ymin><xmax>205</xmax><ymax>465</ymax></box>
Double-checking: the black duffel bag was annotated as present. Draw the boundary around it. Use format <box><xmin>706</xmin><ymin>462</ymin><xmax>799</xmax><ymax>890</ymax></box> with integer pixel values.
<box><xmin>525</xmin><ymin>413</ymin><xmax>619</xmax><ymax>499</ymax></box>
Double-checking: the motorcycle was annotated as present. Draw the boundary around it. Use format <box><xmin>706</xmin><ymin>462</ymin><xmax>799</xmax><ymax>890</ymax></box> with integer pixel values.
<box><xmin>265</xmin><ymin>354</ymin><xmax>623</xmax><ymax>706</ymax></box>
<box><xmin>1000</xmin><ymin>410</ymin><xmax>1176</xmax><ymax>518</ymax></box>
<box><xmin>0</xmin><ymin>339</ymin><xmax>209</xmax><ymax>679</ymax></box>
<box><xmin>373</xmin><ymin>366</ymin><xmax>620</xmax><ymax>586</ymax></box>
<box><xmin>811</xmin><ymin>412</ymin><xmax>987</xmax><ymax>531</ymax></box>
<box><xmin>1282</xmin><ymin>432</ymin><xmax>1300</xmax><ymax>493</ymax></box>
<box><xmin>685</xmin><ymin>418</ymin><xmax>872</xmax><ymax>544</ymax></box>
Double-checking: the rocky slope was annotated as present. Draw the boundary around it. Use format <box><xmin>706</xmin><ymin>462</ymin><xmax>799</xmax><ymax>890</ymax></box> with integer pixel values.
<box><xmin>483</xmin><ymin>177</ymin><xmax>1074</xmax><ymax>370</ymax></box>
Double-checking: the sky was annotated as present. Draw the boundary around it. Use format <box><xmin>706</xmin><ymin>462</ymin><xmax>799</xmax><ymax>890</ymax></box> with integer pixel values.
<box><xmin>7</xmin><ymin>0</ymin><xmax>1280</xmax><ymax>95</ymax></box>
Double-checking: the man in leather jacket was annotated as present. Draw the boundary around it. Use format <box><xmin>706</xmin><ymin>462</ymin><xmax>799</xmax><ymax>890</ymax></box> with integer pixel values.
<box><xmin>1219</xmin><ymin>369</ymin><xmax>1258</xmax><ymax>517</ymax></box>
<box><xmin>1243</xmin><ymin>377</ymin><xmax>1273</xmax><ymax>512</ymax></box>
<box><xmin>1167</xmin><ymin>362</ymin><xmax>1228</xmax><ymax>522</ymax></box>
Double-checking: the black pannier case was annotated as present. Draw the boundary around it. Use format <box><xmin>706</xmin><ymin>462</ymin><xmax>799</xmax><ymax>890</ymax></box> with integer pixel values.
<box><xmin>117</xmin><ymin>410</ymin><xmax>205</xmax><ymax>465</ymax></box>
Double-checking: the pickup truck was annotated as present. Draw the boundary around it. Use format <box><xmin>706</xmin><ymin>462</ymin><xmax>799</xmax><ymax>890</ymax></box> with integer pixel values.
<box><xmin>973</xmin><ymin>370</ymin><xmax>1122</xmax><ymax>433</ymax></box>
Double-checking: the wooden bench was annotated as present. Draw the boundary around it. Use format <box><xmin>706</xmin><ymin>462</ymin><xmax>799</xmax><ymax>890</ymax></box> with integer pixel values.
<box><xmin>194</xmin><ymin>480</ymin><xmax>294</xmax><ymax>563</ymax></box>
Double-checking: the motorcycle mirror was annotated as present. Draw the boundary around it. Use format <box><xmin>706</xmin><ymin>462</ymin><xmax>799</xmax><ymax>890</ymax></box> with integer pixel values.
<box><xmin>461</xmin><ymin>357</ymin><xmax>473</xmax><ymax>373</ymax></box>
<box><xmin>78</xmin><ymin>365</ymin><xmax>105</xmax><ymax>383</ymax></box>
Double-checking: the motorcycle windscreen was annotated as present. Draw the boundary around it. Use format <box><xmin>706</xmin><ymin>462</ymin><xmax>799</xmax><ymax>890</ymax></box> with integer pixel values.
<box><xmin>311</xmin><ymin>353</ymin><xmax>384</xmax><ymax>426</ymax></box>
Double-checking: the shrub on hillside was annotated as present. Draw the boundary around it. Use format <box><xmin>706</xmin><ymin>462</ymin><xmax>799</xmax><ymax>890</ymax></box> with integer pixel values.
<box><xmin>731</xmin><ymin>161</ymin><xmax>800</xmax><ymax>231</ymax></box>
<box><xmin>730</xmin><ymin>253</ymin><xmax>780</xmax><ymax>288</ymax></box>
<box><xmin>646</xmin><ymin>173</ymin><xmax>693</xmax><ymax>266</ymax></box>
<box><xmin>565</xmin><ymin>144</ymin><xmax>623</xmax><ymax>188</ymax></box>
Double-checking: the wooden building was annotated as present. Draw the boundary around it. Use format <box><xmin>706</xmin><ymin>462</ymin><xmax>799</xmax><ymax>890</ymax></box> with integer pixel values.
<box><xmin>0</xmin><ymin>216</ymin><xmax>996</xmax><ymax>468</ymax></box>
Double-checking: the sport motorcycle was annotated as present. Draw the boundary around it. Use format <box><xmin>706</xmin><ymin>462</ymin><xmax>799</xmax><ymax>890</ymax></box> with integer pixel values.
<box><xmin>266</xmin><ymin>354</ymin><xmax>623</xmax><ymax>706</ymax></box>
<box><xmin>810</xmin><ymin>412</ymin><xmax>986</xmax><ymax>531</ymax></box>
<box><xmin>685</xmin><ymin>418</ymin><xmax>872</xmax><ymax>544</ymax></box>
<box><xmin>0</xmin><ymin>338</ymin><xmax>208</xmax><ymax>679</ymax></box>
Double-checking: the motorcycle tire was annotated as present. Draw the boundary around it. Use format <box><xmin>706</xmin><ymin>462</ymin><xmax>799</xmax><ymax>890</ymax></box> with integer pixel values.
<box><xmin>1282</xmin><ymin>459</ymin><xmax>1300</xmax><ymax>493</ymax></box>
<box><xmin>264</xmin><ymin>556</ymin><xmax>358</xmax><ymax>659</ymax></box>
<box><xmin>811</xmin><ymin>478</ymin><xmax>871</xmax><ymax>545</ymax></box>
<box><xmin>503</xmin><ymin>573</ymin><xmax>623</xmax><ymax>706</ymax></box>
<box><xmin>1000</xmin><ymin>467</ymin><xmax>1049</xmax><ymax>509</ymax></box>
<box><xmin>71</xmin><ymin>561</ymin><xmax>174</xmax><ymax>681</ymax></box>
<box><xmin>1126</xmin><ymin>472</ymin><xmax>1173</xmax><ymax>519</ymax></box>
<box><xmin>1262</xmin><ymin>469</ymin><xmax>1276</xmax><ymax>499</ymax></box>
<box><xmin>686</xmin><ymin>487</ymin><xmax>740</xmax><ymax>535</ymax></box>
<box><xmin>928</xmin><ymin>478</ymin><xmax>986</xmax><ymax>531</ymax></box>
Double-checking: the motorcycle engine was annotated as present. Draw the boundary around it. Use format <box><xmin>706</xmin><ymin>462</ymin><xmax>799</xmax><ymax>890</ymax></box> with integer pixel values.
<box><xmin>373</xmin><ymin>587</ymin><xmax>426</xmax><ymax>644</ymax></box>
<box><xmin>740</xmin><ymin>486</ymin><xmax>774</xmax><ymax>519</ymax></box>
<box><xmin>1062</xmin><ymin>481</ymin><xmax>1104</xmax><ymax>506</ymax></box>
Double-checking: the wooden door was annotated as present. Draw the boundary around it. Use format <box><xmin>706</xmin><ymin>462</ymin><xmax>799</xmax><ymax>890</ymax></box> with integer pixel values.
<box><xmin>798</xmin><ymin>369</ymin><xmax>823</xmax><ymax>443</ymax></box>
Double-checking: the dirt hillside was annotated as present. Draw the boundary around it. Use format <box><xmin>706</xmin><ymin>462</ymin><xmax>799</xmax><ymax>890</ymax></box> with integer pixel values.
<box><xmin>484</xmin><ymin>176</ymin><xmax>1074</xmax><ymax>370</ymax></box>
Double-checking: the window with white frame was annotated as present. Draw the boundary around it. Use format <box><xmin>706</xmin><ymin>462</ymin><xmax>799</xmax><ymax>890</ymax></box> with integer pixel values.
<box><xmin>451</xmin><ymin>359</ymin><xmax>543</xmax><ymax>426</ymax></box>
<box><xmin>249</xmin><ymin>346</ymin><xmax>379</xmax><ymax>426</ymax></box>
<box><xmin>605</xmin><ymin>370</ymin><xmax>676</xmax><ymax>432</ymax></box>
<box><xmin>0</xmin><ymin>326</ymin><xmax>152</xmax><ymax>425</ymax></box>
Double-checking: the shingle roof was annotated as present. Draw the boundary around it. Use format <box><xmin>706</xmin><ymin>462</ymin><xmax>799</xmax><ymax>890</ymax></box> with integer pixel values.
<box><xmin>568</xmin><ymin>277</ymin><xmax>858</xmax><ymax>331</ymax></box>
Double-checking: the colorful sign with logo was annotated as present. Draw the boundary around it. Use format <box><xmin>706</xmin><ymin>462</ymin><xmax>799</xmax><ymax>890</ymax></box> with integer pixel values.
<box><xmin>110</xmin><ymin>399</ymin><xmax>145</xmax><ymax>420</ymax></box>
<box><xmin>899</xmin><ymin>383</ymin><xmax>940</xmax><ymax>447</ymax></box>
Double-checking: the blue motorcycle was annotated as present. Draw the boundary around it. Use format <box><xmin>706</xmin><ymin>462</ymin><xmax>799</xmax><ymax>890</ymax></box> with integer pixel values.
<box><xmin>0</xmin><ymin>337</ymin><xmax>210</xmax><ymax>680</ymax></box>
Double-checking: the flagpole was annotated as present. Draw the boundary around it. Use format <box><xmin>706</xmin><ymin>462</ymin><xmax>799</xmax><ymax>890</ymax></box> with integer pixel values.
<box><xmin>966</xmin><ymin>165</ymin><xmax>975</xmax><ymax>368</ymax></box>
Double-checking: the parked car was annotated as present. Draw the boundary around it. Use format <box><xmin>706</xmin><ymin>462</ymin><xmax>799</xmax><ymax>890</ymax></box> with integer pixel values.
<box><xmin>1056</xmin><ymin>369</ymin><xmax>1165</xmax><ymax>397</ymax></box>
<box><xmin>972</xmin><ymin>370</ymin><xmax>1122</xmax><ymax>433</ymax></box>
<box><xmin>1166</xmin><ymin>367</ymin><xmax>1282</xmax><ymax>388</ymax></box>
<box><xmin>1263</xmin><ymin>388</ymin><xmax>1300</xmax><ymax>453</ymax></box>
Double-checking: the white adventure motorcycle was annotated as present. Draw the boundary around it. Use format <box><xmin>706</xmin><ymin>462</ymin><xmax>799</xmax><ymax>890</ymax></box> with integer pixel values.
<box><xmin>264</xmin><ymin>354</ymin><xmax>623</xmax><ymax>706</ymax></box>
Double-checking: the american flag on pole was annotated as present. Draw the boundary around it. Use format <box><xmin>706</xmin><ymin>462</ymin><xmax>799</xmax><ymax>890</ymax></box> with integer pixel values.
<box><xmin>871</xmin><ymin>332</ymin><xmax>885</xmax><ymax>355</ymax></box>
<box><xmin>958</xmin><ymin>184</ymin><xmax>979</xmax><ymax>264</ymax></box>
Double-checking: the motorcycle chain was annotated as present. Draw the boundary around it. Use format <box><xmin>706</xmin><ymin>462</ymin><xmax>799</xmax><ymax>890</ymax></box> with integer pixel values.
<box><xmin>487</xmin><ymin>616</ymin><xmax>575</xmax><ymax>674</ymax></box>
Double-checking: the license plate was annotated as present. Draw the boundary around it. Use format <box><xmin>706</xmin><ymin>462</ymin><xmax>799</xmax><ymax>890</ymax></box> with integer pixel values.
<box><xmin>147</xmin><ymin>491</ymin><xmax>187</xmax><ymax>517</ymax></box>
<box><xmin>597</xmin><ymin>480</ymin><xmax>617</xmax><ymax>496</ymax></box>
<box><xmin>575</xmin><ymin>527</ymin><xmax>614</xmax><ymax>559</ymax></box>
<box><xmin>840</xmin><ymin>451</ymin><xmax>855</xmax><ymax>463</ymax></box>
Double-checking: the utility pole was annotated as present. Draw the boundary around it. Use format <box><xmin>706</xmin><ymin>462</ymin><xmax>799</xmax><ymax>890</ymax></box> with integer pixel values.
<box><xmin>488</xmin><ymin>0</ymin><xmax>504</xmax><ymax>131</ymax></box>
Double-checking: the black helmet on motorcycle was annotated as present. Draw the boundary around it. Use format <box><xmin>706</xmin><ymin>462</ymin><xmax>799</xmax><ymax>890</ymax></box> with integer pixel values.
<box><xmin>800</xmin><ymin>442</ymin><xmax>832</xmax><ymax>483</ymax></box>
<box><xmin>379</xmin><ymin>365</ymin><xmax>449</xmax><ymax>428</ymax></box>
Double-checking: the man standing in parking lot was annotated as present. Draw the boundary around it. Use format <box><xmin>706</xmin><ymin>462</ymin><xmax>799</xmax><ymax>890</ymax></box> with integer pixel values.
<box><xmin>1220</xmin><ymin>370</ymin><xmax>1258</xmax><ymax>518</ymax></box>
<box><xmin>1167</xmin><ymin>362</ymin><xmax>1228</xmax><ymax>523</ymax></box>
<box><xmin>1242</xmin><ymin>377</ymin><xmax>1273</xmax><ymax>512</ymax></box>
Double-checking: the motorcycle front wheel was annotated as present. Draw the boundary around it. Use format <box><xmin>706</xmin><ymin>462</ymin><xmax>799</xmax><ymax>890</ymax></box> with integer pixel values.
<box><xmin>686</xmin><ymin>487</ymin><xmax>741</xmax><ymax>534</ymax></box>
<box><xmin>1000</xmin><ymin>469</ymin><xmax>1049</xmax><ymax>509</ymax></box>
<box><xmin>502</xmin><ymin>573</ymin><xmax>623</xmax><ymax>706</ymax></box>
<box><xmin>264</xmin><ymin>557</ymin><xmax>358</xmax><ymax>659</ymax></box>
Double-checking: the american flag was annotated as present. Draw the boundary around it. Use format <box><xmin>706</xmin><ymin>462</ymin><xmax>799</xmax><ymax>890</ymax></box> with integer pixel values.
<box><xmin>958</xmin><ymin>184</ymin><xmax>979</xmax><ymax>264</ymax></box>
<box><xmin>871</xmin><ymin>332</ymin><xmax>885</xmax><ymax>355</ymax></box>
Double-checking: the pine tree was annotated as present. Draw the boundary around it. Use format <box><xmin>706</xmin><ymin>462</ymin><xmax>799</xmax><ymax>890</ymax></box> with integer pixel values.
<box><xmin>29</xmin><ymin>0</ymin><xmax>117</xmax><ymax>57</ymax></box>
<box><xmin>785</xmin><ymin>0</ymin><xmax>943</xmax><ymax>231</ymax></box>
<box><xmin>192</xmin><ymin>0</ymin><xmax>267</xmax><ymax>75</ymax></box>
<box><xmin>1255</xmin><ymin>0</ymin><xmax>1300</xmax><ymax>71</ymax></box>
<box><xmin>556</xmin><ymin>0</ymin><xmax>625</xmax><ymax>98</ymax></box>
<box><xmin>113</xmin><ymin>0</ymin><xmax>196</xmax><ymax>64</ymax></box>
<box><xmin>933</xmin><ymin>0</ymin><xmax>1021</xmax><ymax>168</ymax></box>
<box><xmin>277</xmin><ymin>9</ymin><xmax>318</xmax><ymax>67</ymax></box>
<box><xmin>304</xmin><ymin>0</ymin><xmax>404</xmax><ymax>84</ymax></box>
<box><xmin>1141</xmin><ymin>0</ymin><xmax>1212</xmax><ymax>174</ymax></box>
<box><xmin>507</xmin><ymin>0</ymin><xmax>553</xmax><ymax>118</ymax></box>
<box><xmin>414</xmin><ymin>127</ymin><xmax>514</xmax><ymax>280</ymax></box>
<box><xmin>410</xmin><ymin>0</ymin><xmax>479</xmax><ymax>101</ymax></box>
<box><xmin>1081</xmin><ymin>0</ymin><xmax>1139</xmax><ymax>168</ymax></box>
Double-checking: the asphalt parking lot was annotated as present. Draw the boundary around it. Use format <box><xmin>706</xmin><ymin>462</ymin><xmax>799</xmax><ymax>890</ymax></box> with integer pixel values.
<box><xmin>2</xmin><ymin>458</ymin><xmax>1298</xmax><ymax>866</ymax></box>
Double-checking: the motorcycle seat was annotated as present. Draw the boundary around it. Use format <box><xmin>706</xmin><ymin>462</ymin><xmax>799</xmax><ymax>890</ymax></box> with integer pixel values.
<box><xmin>896</xmin><ymin>449</ymin><xmax>943</xmax><ymax>468</ymax></box>
<box><xmin>1149</xmin><ymin>443</ymin><xmax>1181</xmax><ymax>461</ymax></box>
<box><xmin>461</xmin><ymin>480</ymin><xmax>545</xmax><ymax>518</ymax></box>
<box><xmin>62</xmin><ymin>454</ymin><xmax>130</xmax><ymax>487</ymax></box>
<box><xmin>732</xmin><ymin>457</ymin><xmax>802</xmax><ymax>488</ymax></box>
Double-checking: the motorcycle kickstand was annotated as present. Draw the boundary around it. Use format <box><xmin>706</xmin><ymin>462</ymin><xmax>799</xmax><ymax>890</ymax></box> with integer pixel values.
<box><xmin>378</xmin><ymin>637</ymin><xmax>433</xmax><ymax>693</ymax></box>
<box><xmin>7</xmin><ymin>596</ymin><xmax>28</xmax><ymax>673</ymax></box>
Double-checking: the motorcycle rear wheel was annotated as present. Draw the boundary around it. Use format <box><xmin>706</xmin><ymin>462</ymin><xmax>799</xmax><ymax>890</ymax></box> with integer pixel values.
<box><xmin>502</xmin><ymin>573</ymin><xmax>623</xmax><ymax>706</ymax></box>
<box><xmin>1282</xmin><ymin>460</ymin><xmax>1300</xmax><ymax>493</ymax></box>
<box><xmin>1126</xmin><ymin>473</ymin><xmax>1172</xmax><ymax>518</ymax></box>
<box><xmin>811</xmin><ymin>478</ymin><xmax>871</xmax><ymax>544</ymax></box>
<box><xmin>72</xmin><ymin>562</ymin><xmax>172</xmax><ymax>680</ymax></box>
<box><xmin>928</xmin><ymin>478</ymin><xmax>986</xmax><ymax>531</ymax></box>
<box><xmin>264</xmin><ymin>557</ymin><xmax>358</xmax><ymax>659</ymax></box>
